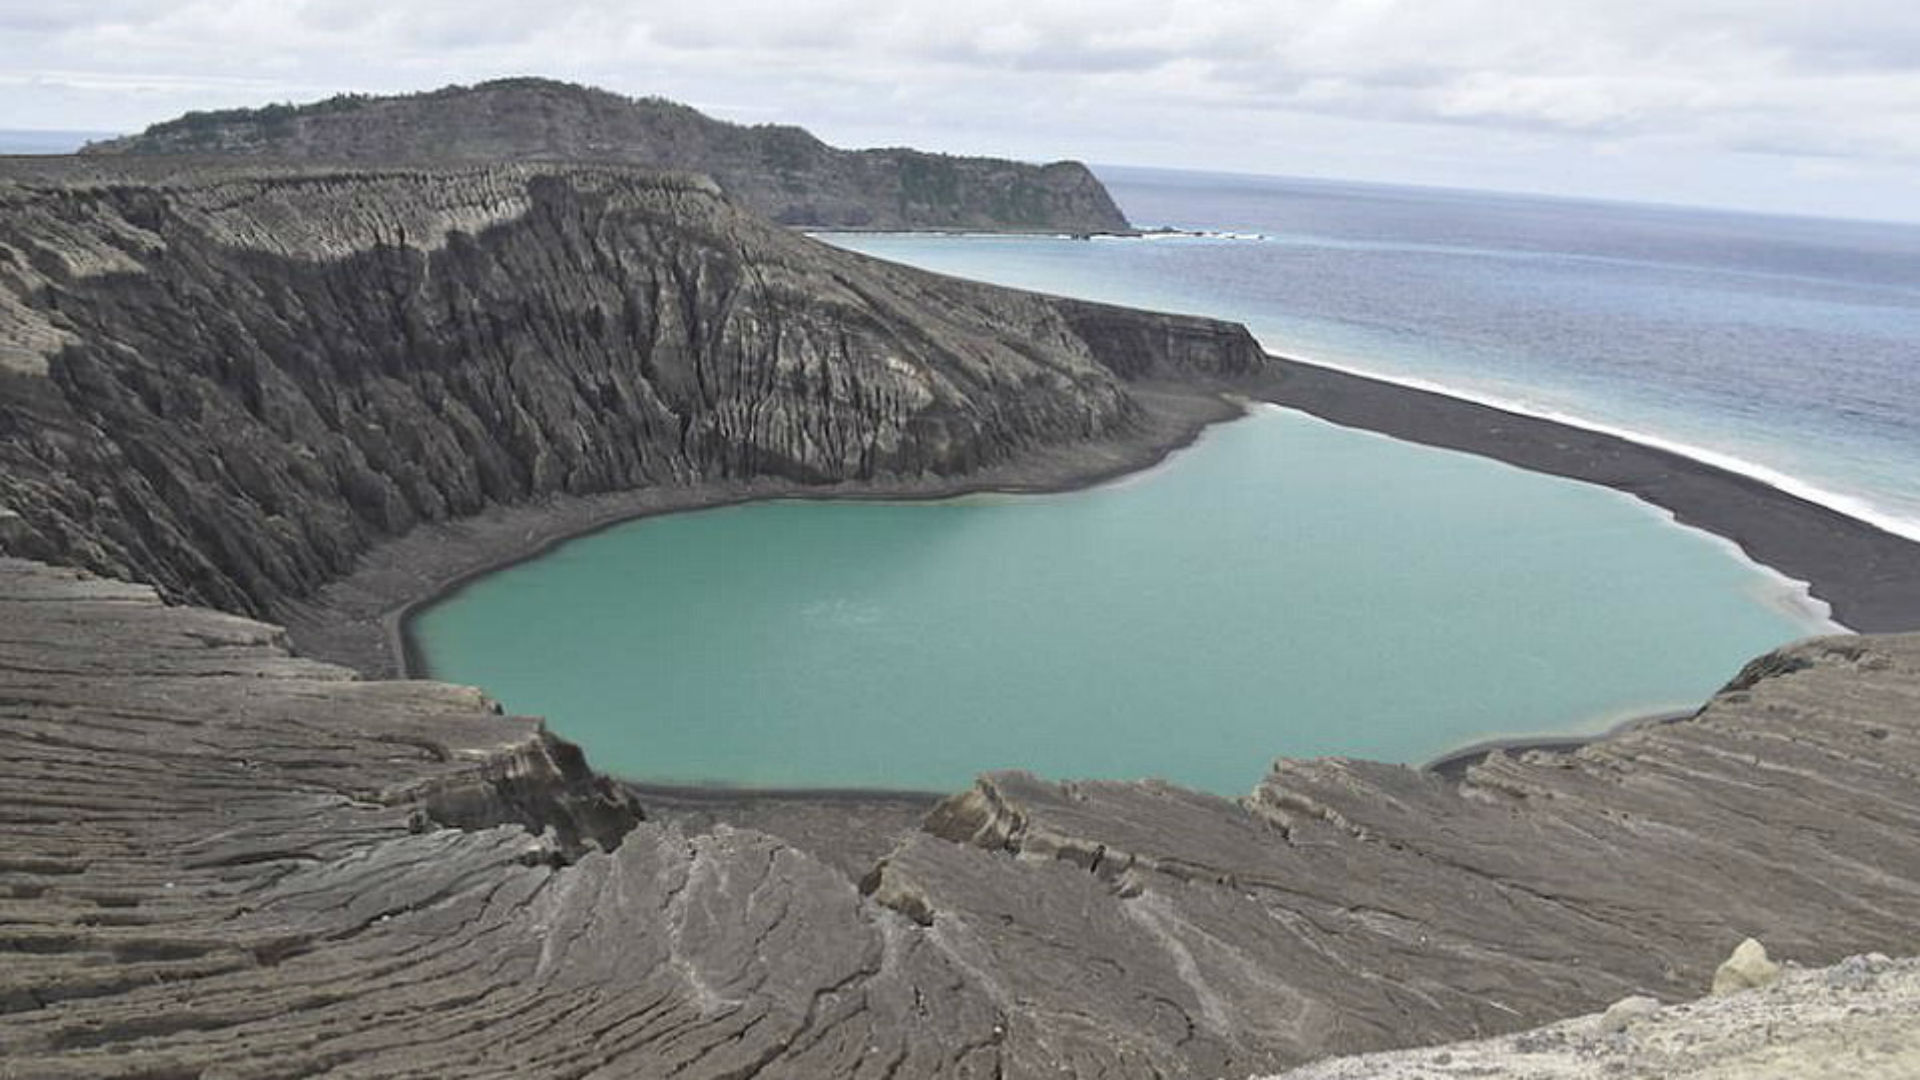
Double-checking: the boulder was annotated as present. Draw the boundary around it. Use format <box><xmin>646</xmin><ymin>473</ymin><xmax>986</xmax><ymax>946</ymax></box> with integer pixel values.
<box><xmin>1712</xmin><ymin>938</ymin><xmax>1782</xmax><ymax>995</ymax></box>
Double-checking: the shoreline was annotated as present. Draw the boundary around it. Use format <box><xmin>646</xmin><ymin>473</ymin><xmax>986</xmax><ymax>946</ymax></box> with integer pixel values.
<box><xmin>1272</xmin><ymin>344</ymin><xmax>1920</xmax><ymax>545</ymax></box>
<box><xmin>276</xmin><ymin>355</ymin><xmax>1920</xmax><ymax>805</ymax></box>
<box><xmin>389</xmin><ymin>390</ymin><xmax>1241</xmax><ymax>681</ymax></box>
<box><xmin>276</xmin><ymin>386</ymin><xmax>1243</xmax><ymax>681</ymax></box>
<box><xmin>1420</xmin><ymin>709</ymin><xmax>1697</xmax><ymax>781</ymax></box>
<box><xmin>1243</xmin><ymin>359</ymin><xmax>1920</xmax><ymax>634</ymax></box>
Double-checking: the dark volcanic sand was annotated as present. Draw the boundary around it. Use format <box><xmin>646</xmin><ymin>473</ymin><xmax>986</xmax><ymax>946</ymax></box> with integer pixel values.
<box><xmin>1421</xmin><ymin>710</ymin><xmax>1696</xmax><ymax>781</ymax></box>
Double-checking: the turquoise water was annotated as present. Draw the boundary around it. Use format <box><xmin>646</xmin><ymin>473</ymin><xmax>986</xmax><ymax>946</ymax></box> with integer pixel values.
<box><xmin>413</xmin><ymin>408</ymin><xmax>1831</xmax><ymax>795</ymax></box>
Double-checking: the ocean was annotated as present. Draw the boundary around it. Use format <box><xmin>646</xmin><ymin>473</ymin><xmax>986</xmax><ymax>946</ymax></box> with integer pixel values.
<box><xmin>832</xmin><ymin>166</ymin><xmax>1920</xmax><ymax>541</ymax></box>
<box><xmin>0</xmin><ymin>130</ymin><xmax>113</xmax><ymax>154</ymax></box>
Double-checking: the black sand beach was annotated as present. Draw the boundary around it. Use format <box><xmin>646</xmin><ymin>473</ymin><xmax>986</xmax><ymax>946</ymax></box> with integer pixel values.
<box><xmin>1421</xmin><ymin>709</ymin><xmax>1696</xmax><ymax>780</ymax></box>
<box><xmin>1247</xmin><ymin>359</ymin><xmax>1920</xmax><ymax>634</ymax></box>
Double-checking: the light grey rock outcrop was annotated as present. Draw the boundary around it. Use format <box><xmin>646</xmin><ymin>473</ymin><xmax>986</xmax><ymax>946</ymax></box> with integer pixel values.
<box><xmin>1263</xmin><ymin>954</ymin><xmax>1920</xmax><ymax>1080</ymax></box>
<box><xmin>82</xmin><ymin>78</ymin><xmax>1134</xmax><ymax>234</ymax></box>
<box><xmin>1713</xmin><ymin>938</ymin><xmax>1783</xmax><ymax>995</ymax></box>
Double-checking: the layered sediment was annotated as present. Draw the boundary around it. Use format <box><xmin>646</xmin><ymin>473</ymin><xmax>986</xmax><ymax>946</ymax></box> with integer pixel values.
<box><xmin>81</xmin><ymin>78</ymin><xmax>1134</xmax><ymax>234</ymax></box>
<box><xmin>3</xmin><ymin>558</ymin><xmax>1918</xmax><ymax>1077</ymax></box>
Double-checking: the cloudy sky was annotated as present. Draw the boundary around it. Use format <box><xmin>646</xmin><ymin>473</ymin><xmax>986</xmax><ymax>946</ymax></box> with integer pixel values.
<box><xmin>4</xmin><ymin>0</ymin><xmax>1918</xmax><ymax>221</ymax></box>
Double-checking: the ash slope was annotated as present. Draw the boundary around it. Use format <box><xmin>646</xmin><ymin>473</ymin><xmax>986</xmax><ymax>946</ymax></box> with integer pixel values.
<box><xmin>0</xmin><ymin>158</ymin><xmax>1253</xmax><ymax>618</ymax></box>
<box><xmin>82</xmin><ymin>77</ymin><xmax>1132</xmax><ymax>234</ymax></box>
<box><xmin>4</xmin><ymin>557</ymin><xmax>1920</xmax><ymax>1078</ymax></box>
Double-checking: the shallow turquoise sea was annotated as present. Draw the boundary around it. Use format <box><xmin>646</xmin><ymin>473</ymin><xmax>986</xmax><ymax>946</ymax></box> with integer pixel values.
<box><xmin>414</xmin><ymin>407</ymin><xmax>1831</xmax><ymax>795</ymax></box>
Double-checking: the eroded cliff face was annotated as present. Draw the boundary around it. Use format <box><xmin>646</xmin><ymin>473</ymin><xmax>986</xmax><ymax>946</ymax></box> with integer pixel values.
<box><xmin>2</xmin><ymin>558</ymin><xmax>1917</xmax><ymax>1078</ymax></box>
<box><xmin>0</xmin><ymin>159</ymin><xmax>1257</xmax><ymax>616</ymax></box>
<box><xmin>82</xmin><ymin>78</ymin><xmax>1134</xmax><ymax>234</ymax></box>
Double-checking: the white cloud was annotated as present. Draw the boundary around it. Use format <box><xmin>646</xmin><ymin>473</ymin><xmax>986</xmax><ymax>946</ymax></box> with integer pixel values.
<box><xmin>1</xmin><ymin>1</ymin><xmax>1916</xmax><ymax>219</ymax></box>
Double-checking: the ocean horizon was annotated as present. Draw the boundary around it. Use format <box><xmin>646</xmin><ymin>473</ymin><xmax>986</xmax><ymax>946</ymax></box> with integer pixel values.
<box><xmin>826</xmin><ymin>165</ymin><xmax>1920</xmax><ymax>548</ymax></box>
<box><xmin>0</xmin><ymin>129</ymin><xmax>117</xmax><ymax>154</ymax></box>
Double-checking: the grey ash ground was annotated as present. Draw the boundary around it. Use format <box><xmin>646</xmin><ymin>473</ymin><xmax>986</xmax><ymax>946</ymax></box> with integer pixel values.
<box><xmin>1265</xmin><ymin>954</ymin><xmax>1920</xmax><ymax>1080</ymax></box>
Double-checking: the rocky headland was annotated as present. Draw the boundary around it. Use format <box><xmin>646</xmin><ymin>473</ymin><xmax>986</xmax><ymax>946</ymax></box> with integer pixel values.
<box><xmin>81</xmin><ymin>78</ymin><xmax>1134</xmax><ymax>234</ymax></box>
<box><xmin>3</xmin><ymin>154</ymin><xmax>1920</xmax><ymax>1077</ymax></box>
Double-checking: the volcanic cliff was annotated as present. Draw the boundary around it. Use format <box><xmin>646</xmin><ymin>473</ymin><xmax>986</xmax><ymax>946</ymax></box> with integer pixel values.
<box><xmin>82</xmin><ymin>78</ymin><xmax>1134</xmax><ymax>234</ymax></box>
<box><xmin>0</xmin><ymin>157</ymin><xmax>1247</xmax><ymax>619</ymax></box>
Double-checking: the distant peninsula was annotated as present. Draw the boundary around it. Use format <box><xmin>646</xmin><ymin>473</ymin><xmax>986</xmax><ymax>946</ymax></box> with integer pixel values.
<box><xmin>81</xmin><ymin>77</ymin><xmax>1133</xmax><ymax>234</ymax></box>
